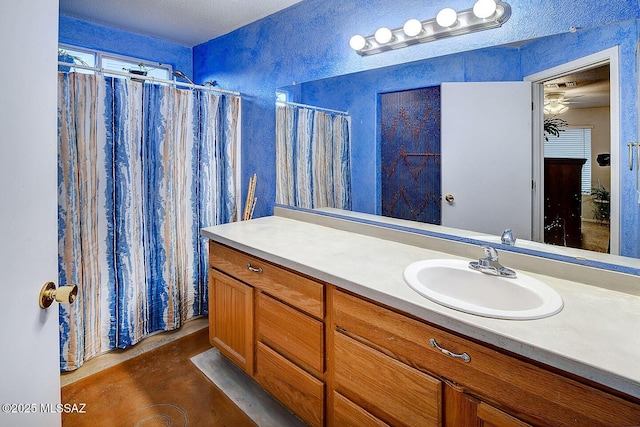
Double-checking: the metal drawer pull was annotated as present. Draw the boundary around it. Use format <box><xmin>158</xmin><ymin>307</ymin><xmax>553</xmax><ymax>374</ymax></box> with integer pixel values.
<box><xmin>247</xmin><ymin>263</ymin><xmax>263</xmax><ymax>274</ymax></box>
<box><xmin>429</xmin><ymin>338</ymin><xmax>471</xmax><ymax>363</ymax></box>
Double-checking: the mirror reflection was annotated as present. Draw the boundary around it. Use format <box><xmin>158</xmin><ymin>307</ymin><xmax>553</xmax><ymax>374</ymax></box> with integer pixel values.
<box><xmin>542</xmin><ymin>64</ymin><xmax>610</xmax><ymax>253</ymax></box>
<box><xmin>276</xmin><ymin>19</ymin><xmax>640</xmax><ymax>268</ymax></box>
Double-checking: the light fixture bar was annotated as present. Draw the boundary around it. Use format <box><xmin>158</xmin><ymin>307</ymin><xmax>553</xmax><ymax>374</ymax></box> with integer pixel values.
<box><xmin>351</xmin><ymin>1</ymin><xmax>511</xmax><ymax>56</ymax></box>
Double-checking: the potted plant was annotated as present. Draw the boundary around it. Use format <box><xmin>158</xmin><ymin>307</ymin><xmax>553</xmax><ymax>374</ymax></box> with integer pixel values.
<box><xmin>57</xmin><ymin>49</ymin><xmax>87</xmax><ymax>72</ymax></box>
<box><xmin>543</xmin><ymin>116</ymin><xmax>568</xmax><ymax>141</ymax></box>
<box><xmin>123</xmin><ymin>62</ymin><xmax>162</xmax><ymax>81</ymax></box>
<box><xmin>591</xmin><ymin>180</ymin><xmax>610</xmax><ymax>224</ymax></box>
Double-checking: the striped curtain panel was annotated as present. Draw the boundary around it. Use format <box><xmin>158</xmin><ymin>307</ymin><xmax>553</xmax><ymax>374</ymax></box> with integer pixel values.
<box><xmin>275</xmin><ymin>105</ymin><xmax>351</xmax><ymax>209</ymax></box>
<box><xmin>57</xmin><ymin>73</ymin><xmax>240</xmax><ymax>371</ymax></box>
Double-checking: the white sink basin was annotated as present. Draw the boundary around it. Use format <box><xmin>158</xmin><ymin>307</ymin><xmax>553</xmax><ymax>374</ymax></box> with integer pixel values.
<box><xmin>403</xmin><ymin>259</ymin><xmax>563</xmax><ymax>320</ymax></box>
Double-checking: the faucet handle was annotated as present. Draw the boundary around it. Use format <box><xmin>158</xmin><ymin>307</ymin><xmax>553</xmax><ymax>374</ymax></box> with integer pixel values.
<box><xmin>482</xmin><ymin>246</ymin><xmax>499</xmax><ymax>261</ymax></box>
<box><xmin>501</xmin><ymin>228</ymin><xmax>516</xmax><ymax>246</ymax></box>
<box><xmin>471</xmin><ymin>246</ymin><xmax>516</xmax><ymax>278</ymax></box>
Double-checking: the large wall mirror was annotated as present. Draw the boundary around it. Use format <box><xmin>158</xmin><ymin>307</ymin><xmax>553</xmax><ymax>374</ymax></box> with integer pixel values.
<box><xmin>276</xmin><ymin>19</ymin><xmax>640</xmax><ymax>273</ymax></box>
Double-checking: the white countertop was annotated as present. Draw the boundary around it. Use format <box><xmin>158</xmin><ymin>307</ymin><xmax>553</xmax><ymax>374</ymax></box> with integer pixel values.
<box><xmin>201</xmin><ymin>211</ymin><xmax>640</xmax><ymax>400</ymax></box>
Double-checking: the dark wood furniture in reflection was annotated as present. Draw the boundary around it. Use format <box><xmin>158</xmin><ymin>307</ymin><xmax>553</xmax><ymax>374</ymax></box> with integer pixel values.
<box><xmin>544</xmin><ymin>158</ymin><xmax>587</xmax><ymax>248</ymax></box>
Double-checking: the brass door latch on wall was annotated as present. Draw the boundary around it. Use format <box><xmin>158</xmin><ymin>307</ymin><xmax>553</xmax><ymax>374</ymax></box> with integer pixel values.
<box><xmin>39</xmin><ymin>282</ymin><xmax>78</xmax><ymax>308</ymax></box>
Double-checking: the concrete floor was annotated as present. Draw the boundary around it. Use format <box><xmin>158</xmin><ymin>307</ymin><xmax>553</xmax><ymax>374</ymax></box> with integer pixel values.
<box><xmin>61</xmin><ymin>327</ymin><xmax>256</xmax><ymax>426</ymax></box>
<box><xmin>61</xmin><ymin>317</ymin><xmax>209</xmax><ymax>387</ymax></box>
<box><xmin>61</xmin><ymin>324</ymin><xmax>306</xmax><ymax>426</ymax></box>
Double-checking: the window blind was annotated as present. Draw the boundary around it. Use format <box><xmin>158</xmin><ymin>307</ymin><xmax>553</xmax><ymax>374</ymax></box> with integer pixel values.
<box><xmin>544</xmin><ymin>127</ymin><xmax>592</xmax><ymax>194</ymax></box>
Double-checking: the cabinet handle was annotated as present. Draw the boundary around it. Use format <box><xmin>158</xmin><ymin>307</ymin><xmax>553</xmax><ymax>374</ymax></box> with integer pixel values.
<box><xmin>429</xmin><ymin>338</ymin><xmax>471</xmax><ymax>363</ymax></box>
<box><xmin>247</xmin><ymin>263</ymin><xmax>263</xmax><ymax>274</ymax></box>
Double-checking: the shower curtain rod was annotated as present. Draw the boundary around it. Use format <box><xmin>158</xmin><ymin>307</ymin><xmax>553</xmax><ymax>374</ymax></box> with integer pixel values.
<box><xmin>58</xmin><ymin>62</ymin><xmax>241</xmax><ymax>97</ymax></box>
<box><xmin>277</xmin><ymin>100</ymin><xmax>349</xmax><ymax>115</ymax></box>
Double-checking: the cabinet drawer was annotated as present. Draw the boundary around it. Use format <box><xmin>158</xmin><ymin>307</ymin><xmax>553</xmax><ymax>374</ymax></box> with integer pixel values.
<box><xmin>257</xmin><ymin>292</ymin><xmax>324</xmax><ymax>377</ymax></box>
<box><xmin>333</xmin><ymin>392</ymin><xmax>390</xmax><ymax>427</ymax></box>
<box><xmin>255</xmin><ymin>342</ymin><xmax>324</xmax><ymax>427</ymax></box>
<box><xmin>209</xmin><ymin>241</ymin><xmax>323</xmax><ymax>318</ymax></box>
<box><xmin>477</xmin><ymin>402</ymin><xmax>532</xmax><ymax>427</ymax></box>
<box><xmin>334</xmin><ymin>331</ymin><xmax>442</xmax><ymax>427</ymax></box>
<box><xmin>333</xmin><ymin>289</ymin><xmax>640</xmax><ymax>426</ymax></box>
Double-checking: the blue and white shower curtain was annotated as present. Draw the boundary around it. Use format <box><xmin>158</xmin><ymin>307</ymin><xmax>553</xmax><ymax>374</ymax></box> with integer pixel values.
<box><xmin>57</xmin><ymin>72</ymin><xmax>240</xmax><ymax>371</ymax></box>
<box><xmin>275</xmin><ymin>105</ymin><xmax>351</xmax><ymax>209</ymax></box>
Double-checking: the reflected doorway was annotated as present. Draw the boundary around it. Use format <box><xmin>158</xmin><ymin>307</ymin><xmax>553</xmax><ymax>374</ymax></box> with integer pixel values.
<box><xmin>541</xmin><ymin>64</ymin><xmax>611</xmax><ymax>253</ymax></box>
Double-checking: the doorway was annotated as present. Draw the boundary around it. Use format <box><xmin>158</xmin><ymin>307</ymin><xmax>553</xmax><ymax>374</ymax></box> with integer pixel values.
<box><xmin>527</xmin><ymin>48</ymin><xmax>618</xmax><ymax>254</ymax></box>
<box><xmin>543</xmin><ymin>65</ymin><xmax>610</xmax><ymax>252</ymax></box>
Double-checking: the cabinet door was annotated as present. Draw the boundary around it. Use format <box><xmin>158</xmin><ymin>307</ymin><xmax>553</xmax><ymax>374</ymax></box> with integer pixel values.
<box><xmin>209</xmin><ymin>269</ymin><xmax>254</xmax><ymax>374</ymax></box>
<box><xmin>445</xmin><ymin>383</ymin><xmax>531</xmax><ymax>427</ymax></box>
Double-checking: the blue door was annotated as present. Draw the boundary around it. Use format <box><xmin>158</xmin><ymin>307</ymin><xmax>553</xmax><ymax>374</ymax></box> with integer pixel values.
<box><xmin>380</xmin><ymin>87</ymin><xmax>441</xmax><ymax>224</ymax></box>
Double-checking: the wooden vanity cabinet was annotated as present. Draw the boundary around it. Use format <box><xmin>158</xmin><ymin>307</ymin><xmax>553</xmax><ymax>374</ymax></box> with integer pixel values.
<box><xmin>209</xmin><ymin>241</ymin><xmax>640</xmax><ymax>427</ymax></box>
<box><xmin>331</xmin><ymin>288</ymin><xmax>640</xmax><ymax>427</ymax></box>
<box><xmin>208</xmin><ymin>241</ymin><xmax>325</xmax><ymax>426</ymax></box>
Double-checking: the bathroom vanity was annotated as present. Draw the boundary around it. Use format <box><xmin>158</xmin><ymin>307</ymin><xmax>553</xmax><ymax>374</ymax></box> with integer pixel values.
<box><xmin>201</xmin><ymin>207</ymin><xmax>640</xmax><ymax>426</ymax></box>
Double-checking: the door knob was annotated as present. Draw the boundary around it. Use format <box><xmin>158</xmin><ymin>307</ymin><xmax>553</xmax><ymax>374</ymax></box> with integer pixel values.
<box><xmin>444</xmin><ymin>194</ymin><xmax>455</xmax><ymax>204</ymax></box>
<box><xmin>39</xmin><ymin>282</ymin><xmax>78</xmax><ymax>309</ymax></box>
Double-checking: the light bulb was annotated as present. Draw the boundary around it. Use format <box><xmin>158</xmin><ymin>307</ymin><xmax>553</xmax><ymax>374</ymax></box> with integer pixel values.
<box><xmin>403</xmin><ymin>19</ymin><xmax>423</xmax><ymax>37</ymax></box>
<box><xmin>349</xmin><ymin>34</ymin><xmax>367</xmax><ymax>51</ymax></box>
<box><xmin>436</xmin><ymin>8</ymin><xmax>458</xmax><ymax>28</ymax></box>
<box><xmin>473</xmin><ymin>0</ymin><xmax>497</xmax><ymax>19</ymax></box>
<box><xmin>374</xmin><ymin>27</ymin><xmax>394</xmax><ymax>44</ymax></box>
<box><xmin>544</xmin><ymin>103</ymin><xmax>569</xmax><ymax>115</ymax></box>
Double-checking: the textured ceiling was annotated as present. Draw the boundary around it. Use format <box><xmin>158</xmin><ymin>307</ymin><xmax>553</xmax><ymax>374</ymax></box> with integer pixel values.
<box><xmin>59</xmin><ymin>0</ymin><xmax>303</xmax><ymax>46</ymax></box>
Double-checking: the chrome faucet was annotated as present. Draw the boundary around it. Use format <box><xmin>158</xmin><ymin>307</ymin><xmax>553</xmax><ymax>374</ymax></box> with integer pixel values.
<box><xmin>501</xmin><ymin>228</ymin><xmax>516</xmax><ymax>246</ymax></box>
<box><xmin>469</xmin><ymin>246</ymin><xmax>517</xmax><ymax>278</ymax></box>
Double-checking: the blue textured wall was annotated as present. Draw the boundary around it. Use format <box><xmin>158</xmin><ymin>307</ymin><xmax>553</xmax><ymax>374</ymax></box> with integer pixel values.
<box><xmin>58</xmin><ymin>15</ymin><xmax>192</xmax><ymax>79</ymax></box>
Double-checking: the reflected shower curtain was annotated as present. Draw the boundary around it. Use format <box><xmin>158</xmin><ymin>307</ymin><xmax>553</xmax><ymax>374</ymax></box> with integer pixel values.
<box><xmin>275</xmin><ymin>105</ymin><xmax>351</xmax><ymax>209</ymax></box>
<box><xmin>57</xmin><ymin>73</ymin><xmax>240</xmax><ymax>371</ymax></box>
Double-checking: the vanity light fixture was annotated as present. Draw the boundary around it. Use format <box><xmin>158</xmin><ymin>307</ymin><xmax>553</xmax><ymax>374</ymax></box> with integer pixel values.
<box><xmin>349</xmin><ymin>34</ymin><xmax>368</xmax><ymax>51</ymax></box>
<box><xmin>436</xmin><ymin>8</ymin><xmax>459</xmax><ymax>28</ymax></box>
<box><xmin>473</xmin><ymin>0</ymin><xmax>498</xmax><ymax>19</ymax></box>
<box><xmin>403</xmin><ymin>19</ymin><xmax>424</xmax><ymax>37</ymax></box>
<box><xmin>349</xmin><ymin>0</ymin><xmax>511</xmax><ymax>56</ymax></box>
<box><xmin>374</xmin><ymin>27</ymin><xmax>394</xmax><ymax>44</ymax></box>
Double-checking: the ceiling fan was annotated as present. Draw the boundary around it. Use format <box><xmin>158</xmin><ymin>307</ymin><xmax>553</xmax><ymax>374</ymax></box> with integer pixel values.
<box><xmin>543</xmin><ymin>92</ymin><xmax>583</xmax><ymax>115</ymax></box>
